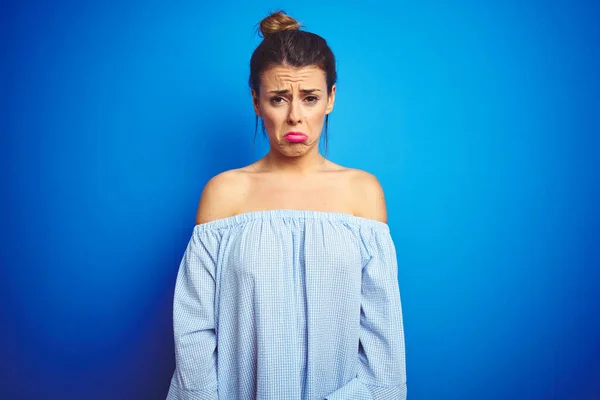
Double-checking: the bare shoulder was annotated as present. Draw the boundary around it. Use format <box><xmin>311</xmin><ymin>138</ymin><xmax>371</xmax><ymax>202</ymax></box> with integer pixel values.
<box><xmin>195</xmin><ymin>169</ymin><xmax>248</xmax><ymax>224</ymax></box>
<box><xmin>347</xmin><ymin>168</ymin><xmax>388</xmax><ymax>223</ymax></box>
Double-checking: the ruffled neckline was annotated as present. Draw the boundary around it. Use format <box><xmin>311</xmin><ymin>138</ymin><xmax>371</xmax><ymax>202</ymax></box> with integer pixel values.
<box><xmin>194</xmin><ymin>209</ymin><xmax>389</xmax><ymax>233</ymax></box>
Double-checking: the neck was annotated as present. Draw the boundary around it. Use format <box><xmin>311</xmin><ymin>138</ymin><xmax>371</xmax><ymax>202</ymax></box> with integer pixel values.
<box><xmin>262</xmin><ymin>146</ymin><xmax>326</xmax><ymax>174</ymax></box>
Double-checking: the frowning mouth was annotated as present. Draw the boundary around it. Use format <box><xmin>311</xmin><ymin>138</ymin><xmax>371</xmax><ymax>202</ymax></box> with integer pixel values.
<box><xmin>284</xmin><ymin>132</ymin><xmax>308</xmax><ymax>143</ymax></box>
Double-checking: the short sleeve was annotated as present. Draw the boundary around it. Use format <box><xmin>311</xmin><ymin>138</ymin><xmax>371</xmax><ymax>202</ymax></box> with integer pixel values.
<box><xmin>326</xmin><ymin>226</ymin><xmax>407</xmax><ymax>400</ymax></box>
<box><xmin>166</xmin><ymin>227</ymin><xmax>220</xmax><ymax>400</ymax></box>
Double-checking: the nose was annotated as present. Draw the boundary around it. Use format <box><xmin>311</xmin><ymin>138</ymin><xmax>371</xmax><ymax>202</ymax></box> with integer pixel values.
<box><xmin>287</xmin><ymin>99</ymin><xmax>302</xmax><ymax>125</ymax></box>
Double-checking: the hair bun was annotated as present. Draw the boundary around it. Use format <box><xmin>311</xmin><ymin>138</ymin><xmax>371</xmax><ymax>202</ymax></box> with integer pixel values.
<box><xmin>259</xmin><ymin>10</ymin><xmax>301</xmax><ymax>38</ymax></box>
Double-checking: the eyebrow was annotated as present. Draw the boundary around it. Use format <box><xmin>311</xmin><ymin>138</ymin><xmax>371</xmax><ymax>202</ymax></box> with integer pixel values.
<box><xmin>267</xmin><ymin>88</ymin><xmax>322</xmax><ymax>94</ymax></box>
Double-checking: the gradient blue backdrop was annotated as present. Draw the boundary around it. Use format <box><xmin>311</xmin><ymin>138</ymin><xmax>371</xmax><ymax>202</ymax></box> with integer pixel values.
<box><xmin>2</xmin><ymin>1</ymin><xmax>599</xmax><ymax>399</ymax></box>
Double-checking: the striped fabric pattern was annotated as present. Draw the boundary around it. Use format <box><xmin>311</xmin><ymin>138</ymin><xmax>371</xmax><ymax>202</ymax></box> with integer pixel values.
<box><xmin>167</xmin><ymin>209</ymin><xmax>407</xmax><ymax>399</ymax></box>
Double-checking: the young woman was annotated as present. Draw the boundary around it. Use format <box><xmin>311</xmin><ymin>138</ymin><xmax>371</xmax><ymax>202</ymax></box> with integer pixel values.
<box><xmin>167</xmin><ymin>10</ymin><xmax>407</xmax><ymax>400</ymax></box>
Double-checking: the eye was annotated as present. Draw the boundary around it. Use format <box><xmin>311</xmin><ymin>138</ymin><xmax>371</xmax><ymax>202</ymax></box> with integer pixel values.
<box><xmin>269</xmin><ymin>96</ymin><xmax>286</xmax><ymax>105</ymax></box>
<box><xmin>305</xmin><ymin>95</ymin><xmax>319</xmax><ymax>103</ymax></box>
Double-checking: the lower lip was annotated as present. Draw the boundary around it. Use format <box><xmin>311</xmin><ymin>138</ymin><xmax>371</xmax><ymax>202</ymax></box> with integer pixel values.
<box><xmin>285</xmin><ymin>134</ymin><xmax>308</xmax><ymax>143</ymax></box>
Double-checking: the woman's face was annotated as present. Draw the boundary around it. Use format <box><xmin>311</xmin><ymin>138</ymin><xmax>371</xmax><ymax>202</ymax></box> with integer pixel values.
<box><xmin>252</xmin><ymin>64</ymin><xmax>336</xmax><ymax>157</ymax></box>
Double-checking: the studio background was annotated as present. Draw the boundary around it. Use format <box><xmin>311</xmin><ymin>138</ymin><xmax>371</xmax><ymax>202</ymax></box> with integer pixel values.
<box><xmin>2</xmin><ymin>1</ymin><xmax>599</xmax><ymax>399</ymax></box>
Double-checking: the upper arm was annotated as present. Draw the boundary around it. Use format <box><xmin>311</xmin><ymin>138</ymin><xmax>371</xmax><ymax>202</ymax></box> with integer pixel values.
<box><xmin>195</xmin><ymin>170</ymin><xmax>245</xmax><ymax>225</ymax></box>
<box><xmin>352</xmin><ymin>170</ymin><xmax>388</xmax><ymax>224</ymax></box>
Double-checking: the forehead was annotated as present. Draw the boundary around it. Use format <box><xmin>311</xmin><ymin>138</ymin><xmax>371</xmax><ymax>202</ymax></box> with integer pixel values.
<box><xmin>261</xmin><ymin>65</ymin><xmax>326</xmax><ymax>89</ymax></box>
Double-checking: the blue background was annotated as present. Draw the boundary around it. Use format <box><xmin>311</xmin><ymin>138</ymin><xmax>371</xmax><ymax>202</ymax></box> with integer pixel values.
<box><xmin>2</xmin><ymin>1</ymin><xmax>599</xmax><ymax>399</ymax></box>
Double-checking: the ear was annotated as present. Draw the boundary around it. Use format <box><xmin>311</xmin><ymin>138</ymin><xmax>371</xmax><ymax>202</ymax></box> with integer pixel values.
<box><xmin>325</xmin><ymin>85</ymin><xmax>336</xmax><ymax>115</ymax></box>
<box><xmin>251</xmin><ymin>89</ymin><xmax>261</xmax><ymax>116</ymax></box>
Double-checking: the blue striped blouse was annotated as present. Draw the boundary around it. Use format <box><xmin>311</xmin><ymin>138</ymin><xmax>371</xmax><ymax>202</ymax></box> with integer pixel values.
<box><xmin>166</xmin><ymin>209</ymin><xmax>407</xmax><ymax>399</ymax></box>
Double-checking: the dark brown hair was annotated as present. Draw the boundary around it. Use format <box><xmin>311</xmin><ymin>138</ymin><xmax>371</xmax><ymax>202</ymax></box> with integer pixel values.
<box><xmin>249</xmin><ymin>10</ymin><xmax>337</xmax><ymax>154</ymax></box>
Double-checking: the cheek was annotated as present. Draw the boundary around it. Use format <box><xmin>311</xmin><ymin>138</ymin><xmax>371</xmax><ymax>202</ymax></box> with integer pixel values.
<box><xmin>261</xmin><ymin>107</ymin><xmax>286</xmax><ymax>130</ymax></box>
<box><xmin>307</xmin><ymin>105</ymin><xmax>328</xmax><ymax>124</ymax></box>
<box><xmin>263</xmin><ymin>104</ymin><xmax>287</xmax><ymax>122</ymax></box>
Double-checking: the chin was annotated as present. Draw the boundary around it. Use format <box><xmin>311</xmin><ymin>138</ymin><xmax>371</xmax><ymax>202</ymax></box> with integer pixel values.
<box><xmin>282</xmin><ymin>148</ymin><xmax>308</xmax><ymax>157</ymax></box>
<box><xmin>276</xmin><ymin>144</ymin><xmax>310</xmax><ymax>157</ymax></box>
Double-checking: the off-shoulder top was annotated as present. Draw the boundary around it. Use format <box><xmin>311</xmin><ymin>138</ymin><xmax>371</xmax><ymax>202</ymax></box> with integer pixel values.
<box><xmin>166</xmin><ymin>209</ymin><xmax>407</xmax><ymax>400</ymax></box>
